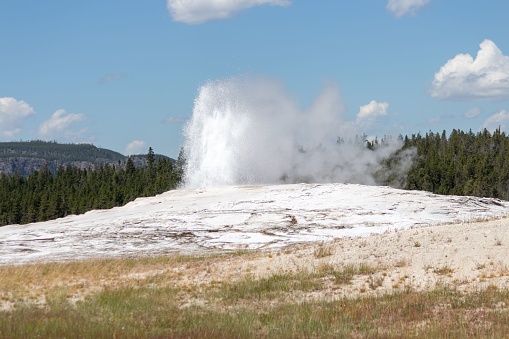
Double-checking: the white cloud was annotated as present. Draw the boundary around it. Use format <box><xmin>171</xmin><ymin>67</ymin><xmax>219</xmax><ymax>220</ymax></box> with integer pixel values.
<box><xmin>167</xmin><ymin>0</ymin><xmax>291</xmax><ymax>24</ymax></box>
<box><xmin>125</xmin><ymin>140</ymin><xmax>147</xmax><ymax>155</ymax></box>
<box><xmin>163</xmin><ymin>116</ymin><xmax>187</xmax><ymax>124</ymax></box>
<box><xmin>39</xmin><ymin>109</ymin><xmax>87</xmax><ymax>141</ymax></box>
<box><xmin>482</xmin><ymin>110</ymin><xmax>509</xmax><ymax>133</ymax></box>
<box><xmin>99</xmin><ymin>73</ymin><xmax>128</xmax><ymax>84</ymax></box>
<box><xmin>0</xmin><ymin>97</ymin><xmax>35</xmax><ymax>139</ymax></box>
<box><xmin>431</xmin><ymin>40</ymin><xmax>509</xmax><ymax>100</ymax></box>
<box><xmin>428</xmin><ymin>113</ymin><xmax>454</xmax><ymax>127</ymax></box>
<box><xmin>387</xmin><ymin>0</ymin><xmax>429</xmax><ymax>17</ymax></box>
<box><xmin>356</xmin><ymin>100</ymin><xmax>389</xmax><ymax>124</ymax></box>
<box><xmin>464</xmin><ymin>107</ymin><xmax>481</xmax><ymax>119</ymax></box>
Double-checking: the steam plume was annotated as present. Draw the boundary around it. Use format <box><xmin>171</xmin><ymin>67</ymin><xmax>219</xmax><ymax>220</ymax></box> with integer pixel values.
<box><xmin>183</xmin><ymin>76</ymin><xmax>408</xmax><ymax>188</ymax></box>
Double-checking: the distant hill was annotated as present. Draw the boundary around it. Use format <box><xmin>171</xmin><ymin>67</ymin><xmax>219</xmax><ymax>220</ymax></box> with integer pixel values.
<box><xmin>0</xmin><ymin>140</ymin><xmax>174</xmax><ymax>176</ymax></box>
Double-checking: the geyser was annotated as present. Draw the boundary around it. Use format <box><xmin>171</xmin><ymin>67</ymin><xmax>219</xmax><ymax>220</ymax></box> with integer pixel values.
<box><xmin>182</xmin><ymin>76</ymin><xmax>407</xmax><ymax>188</ymax></box>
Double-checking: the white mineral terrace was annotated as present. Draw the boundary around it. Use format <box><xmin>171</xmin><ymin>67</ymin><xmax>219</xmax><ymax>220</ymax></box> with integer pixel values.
<box><xmin>1</xmin><ymin>183</ymin><xmax>508</xmax><ymax>265</ymax></box>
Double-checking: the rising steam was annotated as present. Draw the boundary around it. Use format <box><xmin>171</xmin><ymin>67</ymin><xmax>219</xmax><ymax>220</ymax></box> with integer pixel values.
<box><xmin>183</xmin><ymin>76</ymin><xmax>412</xmax><ymax>188</ymax></box>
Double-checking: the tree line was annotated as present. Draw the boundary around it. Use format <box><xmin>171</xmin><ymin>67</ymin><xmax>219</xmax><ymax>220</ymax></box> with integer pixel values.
<box><xmin>339</xmin><ymin>128</ymin><xmax>509</xmax><ymax>200</ymax></box>
<box><xmin>403</xmin><ymin>128</ymin><xmax>509</xmax><ymax>200</ymax></box>
<box><xmin>0</xmin><ymin>148</ymin><xmax>184</xmax><ymax>226</ymax></box>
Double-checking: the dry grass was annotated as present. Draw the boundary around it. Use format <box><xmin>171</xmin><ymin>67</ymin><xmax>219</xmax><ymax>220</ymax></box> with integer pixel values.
<box><xmin>2</xmin><ymin>241</ymin><xmax>509</xmax><ymax>338</ymax></box>
<box><xmin>432</xmin><ymin>265</ymin><xmax>455</xmax><ymax>276</ymax></box>
<box><xmin>313</xmin><ymin>241</ymin><xmax>335</xmax><ymax>258</ymax></box>
<box><xmin>0</xmin><ymin>251</ymin><xmax>256</xmax><ymax>311</ymax></box>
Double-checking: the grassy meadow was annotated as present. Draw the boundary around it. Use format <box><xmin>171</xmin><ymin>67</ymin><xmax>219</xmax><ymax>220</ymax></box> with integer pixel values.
<box><xmin>1</xmin><ymin>247</ymin><xmax>509</xmax><ymax>338</ymax></box>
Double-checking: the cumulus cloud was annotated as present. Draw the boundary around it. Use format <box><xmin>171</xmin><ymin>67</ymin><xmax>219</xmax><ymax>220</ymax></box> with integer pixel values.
<box><xmin>39</xmin><ymin>109</ymin><xmax>87</xmax><ymax>141</ymax></box>
<box><xmin>431</xmin><ymin>40</ymin><xmax>509</xmax><ymax>100</ymax></box>
<box><xmin>464</xmin><ymin>107</ymin><xmax>482</xmax><ymax>119</ymax></box>
<box><xmin>482</xmin><ymin>110</ymin><xmax>509</xmax><ymax>133</ymax></box>
<box><xmin>0</xmin><ymin>97</ymin><xmax>35</xmax><ymax>139</ymax></box>
<box><xmin>356</xmin><ymin>100</ymin><xmax>389</xmax><ymax>124</ymax></box>
<box><xmin>125</xmin><ymin>140</ymin><xmax>147</xmax><ymax>155</ymax></box>
<box><xmin>167</xmin><ymin>0</ymin><xmax>291</xmax><ymax>24</ymax></box>
<box><xmin>387</xmin><ymin>0</ymin><xmax>429</xmax><ymax>17</ymax></box>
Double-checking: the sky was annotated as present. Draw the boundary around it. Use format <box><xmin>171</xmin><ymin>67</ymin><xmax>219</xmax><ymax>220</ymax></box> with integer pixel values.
<box><xmin>1</xmin><ymin>0</ymin><xmax>509</xmax><ymax>158</ymax></box>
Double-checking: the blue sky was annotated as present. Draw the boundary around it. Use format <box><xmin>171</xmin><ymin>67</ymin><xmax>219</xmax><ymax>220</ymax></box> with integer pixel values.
<box><xmin>1</xmin><ymin>0</ymin><xmax>509</xmax><ymax>158</ymax></box>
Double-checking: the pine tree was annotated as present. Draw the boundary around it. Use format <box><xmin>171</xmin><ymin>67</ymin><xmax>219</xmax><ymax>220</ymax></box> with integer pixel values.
<box><xmin>147</xmin><ymin>147</ymin><xmax>155</xmax><ymax>172</ymax></box>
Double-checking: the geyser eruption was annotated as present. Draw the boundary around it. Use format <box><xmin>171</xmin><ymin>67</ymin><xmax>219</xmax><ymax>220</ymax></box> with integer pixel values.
<box><xmin>183</xmin><ymin>76</ymin><xmax>408</xmax><ymax>188</ymax></box>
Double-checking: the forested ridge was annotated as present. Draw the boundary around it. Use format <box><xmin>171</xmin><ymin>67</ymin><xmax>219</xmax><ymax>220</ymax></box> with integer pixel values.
<box><xmin>0</xmin><ymin>140</ymin><xmax>125</xmax><ymax>161</ymax></box>
<box><xmin>0</xmin><ymin>140</ymin><xmax>173</xmax><ymax>176</ymax></box>
<box><xmin>0</xmin><ymin>148</ymin><xmax>183</xmax><ymax>226</ymax></box>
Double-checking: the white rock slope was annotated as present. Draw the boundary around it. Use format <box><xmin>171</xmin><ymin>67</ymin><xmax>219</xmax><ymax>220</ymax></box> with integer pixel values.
<box><xmin>0</xmin><ymin>183</ymin><xmax>508</xmax><ymax>265</ymax></box>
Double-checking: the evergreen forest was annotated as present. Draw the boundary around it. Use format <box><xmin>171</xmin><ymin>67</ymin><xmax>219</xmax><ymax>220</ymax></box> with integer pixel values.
<box><xmin>0</xmin><ymin>148</ymin><xmax>183</xmax><ymax>226</ymax></box>
<box><xmin>402</xmin><ymin>128</ymin><xmax>509</xmax><ymax>199</ymax></box>
<box><xmin>2</xmin><ymin>128</ymin><xmax>509</xmax><ymax>227</ymax></box>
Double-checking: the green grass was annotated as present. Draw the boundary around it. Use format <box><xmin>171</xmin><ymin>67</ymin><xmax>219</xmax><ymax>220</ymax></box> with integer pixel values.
<box><xmin>316</xmin><ymin>262</ymin><xmax>379</xmax><ymax>285</ymax></box>
<box><xmin>219</xmin><ymin>271</ymin><xmax>320</xmax><ymax>301</ymax></box>
<box><xmin>2</xmin><ymin>284</ymin><xmax>509</xmax><ymax>338</ymax></box>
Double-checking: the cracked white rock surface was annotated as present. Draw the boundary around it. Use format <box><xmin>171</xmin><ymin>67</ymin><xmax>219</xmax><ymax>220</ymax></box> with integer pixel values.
<box><xmin>0</xmin><ymin>183</ymin><xmax>508</xmax><ymax>265</ymax></box>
